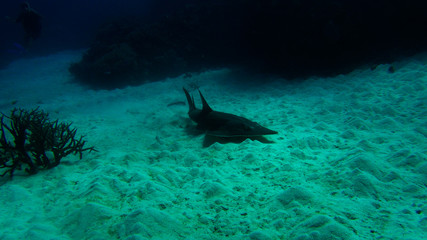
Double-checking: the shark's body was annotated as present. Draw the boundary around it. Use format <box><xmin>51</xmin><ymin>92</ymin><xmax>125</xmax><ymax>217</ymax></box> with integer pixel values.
<box><xmin>183</xmin><ymin>88</ymin><xmax>277</xmax><ymax>137</ymax></box>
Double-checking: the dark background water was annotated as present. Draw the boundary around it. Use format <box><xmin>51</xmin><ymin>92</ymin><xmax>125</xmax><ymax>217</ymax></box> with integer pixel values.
<box><xmin>1</xmin><ymin>0</ymin><xmax>154</xmax><ymax>57</ymax></box>
<box><xmin>1</xmin><ymin>0</ymin><xmax>427</xmax><ymax>83</ymax></box>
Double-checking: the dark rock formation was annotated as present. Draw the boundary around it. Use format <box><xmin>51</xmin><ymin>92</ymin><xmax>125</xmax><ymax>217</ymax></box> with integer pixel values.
<box><xmin>69</xmin><ymin>0</ymin><xmax>427</xmax><ymax>89</ymax></box>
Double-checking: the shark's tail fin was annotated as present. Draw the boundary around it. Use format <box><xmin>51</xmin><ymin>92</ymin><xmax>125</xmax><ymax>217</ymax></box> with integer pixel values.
<box><xmin>183</xmin><ymin>88</ymin><xmax>196</xmax><ymax>112</ymax></box>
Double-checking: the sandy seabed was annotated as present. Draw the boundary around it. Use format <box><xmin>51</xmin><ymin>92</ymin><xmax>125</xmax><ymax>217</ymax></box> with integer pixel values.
<box><xmin>0</xmin><ymin>51</ymin><xmax>426</xmax><ymax>240</ymax></box>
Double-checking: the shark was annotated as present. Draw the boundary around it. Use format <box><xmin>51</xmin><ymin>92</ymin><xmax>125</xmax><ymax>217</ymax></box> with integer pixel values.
<box><xmin>183</xmin><ymin>88</ymin><xmax>278</xmax><ymax>138</ymax></box>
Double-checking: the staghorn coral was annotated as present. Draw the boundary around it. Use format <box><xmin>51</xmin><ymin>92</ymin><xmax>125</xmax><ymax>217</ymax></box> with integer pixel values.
<box><xmin>0</xmin><ymin>107</ymin><xmax>95</xmax><ymax>177</ymax></box>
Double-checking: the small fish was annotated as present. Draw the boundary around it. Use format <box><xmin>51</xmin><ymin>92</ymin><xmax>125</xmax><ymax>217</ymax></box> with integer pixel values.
<box><xmin>167</xmin><ymin>101</ymin><xmax>186</xmax><ymax>107</ymax></box>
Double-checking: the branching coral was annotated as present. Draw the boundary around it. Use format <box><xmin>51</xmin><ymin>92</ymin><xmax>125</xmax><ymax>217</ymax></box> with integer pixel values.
<box><xmin>0</xmin><ymin>108</ymin><xmax>95</xmax><ymax>177</ymax></box>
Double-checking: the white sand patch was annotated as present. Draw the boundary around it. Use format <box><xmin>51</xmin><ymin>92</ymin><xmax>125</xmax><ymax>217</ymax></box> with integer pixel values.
<box><xmin>0</xmin><ymin>51</ymin><xmax>426</xmax><ymax>240</ymax></box>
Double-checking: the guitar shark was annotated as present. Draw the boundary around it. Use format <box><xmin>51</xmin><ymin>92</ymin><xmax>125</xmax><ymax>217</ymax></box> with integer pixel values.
<box><xmin>183</xmin><ymin>88</ymin><xmax>278</xmax><ymax>138</ymax></box>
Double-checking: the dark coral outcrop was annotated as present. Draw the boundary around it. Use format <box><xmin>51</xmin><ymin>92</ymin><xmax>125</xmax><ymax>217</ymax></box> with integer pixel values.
<box><xmin>69</xmin><ymin>0</ymin><xmax>427</xmax><ymax>89</ymax></box>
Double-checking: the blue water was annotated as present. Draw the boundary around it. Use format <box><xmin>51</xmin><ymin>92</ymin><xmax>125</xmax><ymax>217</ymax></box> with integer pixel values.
<box><xmin>1</xmin><ymin>0</ymin><xmax>153</xmax><ymax>55</ymax></box>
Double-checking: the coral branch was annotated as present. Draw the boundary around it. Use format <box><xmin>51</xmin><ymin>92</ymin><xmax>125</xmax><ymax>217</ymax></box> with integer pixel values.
<box><xmin>0</xmin><ymin>108</ymin><xmax>95</xmax><ymax>178</ymax></box>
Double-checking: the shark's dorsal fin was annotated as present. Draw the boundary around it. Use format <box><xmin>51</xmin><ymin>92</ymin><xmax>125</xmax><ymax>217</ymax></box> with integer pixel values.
<box><xmin>183</xmin><ymin>88</ymin><xmax>196</xmax><ymax>112</ymax></box>
<box><xmin>198</xmin><ymin>90</ymin><xmax>213</xmax><ymax>113</ymax></box>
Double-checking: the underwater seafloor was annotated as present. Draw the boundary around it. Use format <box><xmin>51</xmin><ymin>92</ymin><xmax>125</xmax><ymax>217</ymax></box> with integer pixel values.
<box><xmin>0</xmin><ymin>51</ymin><xmax>426</xmax><ymax>240</ymax></box>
